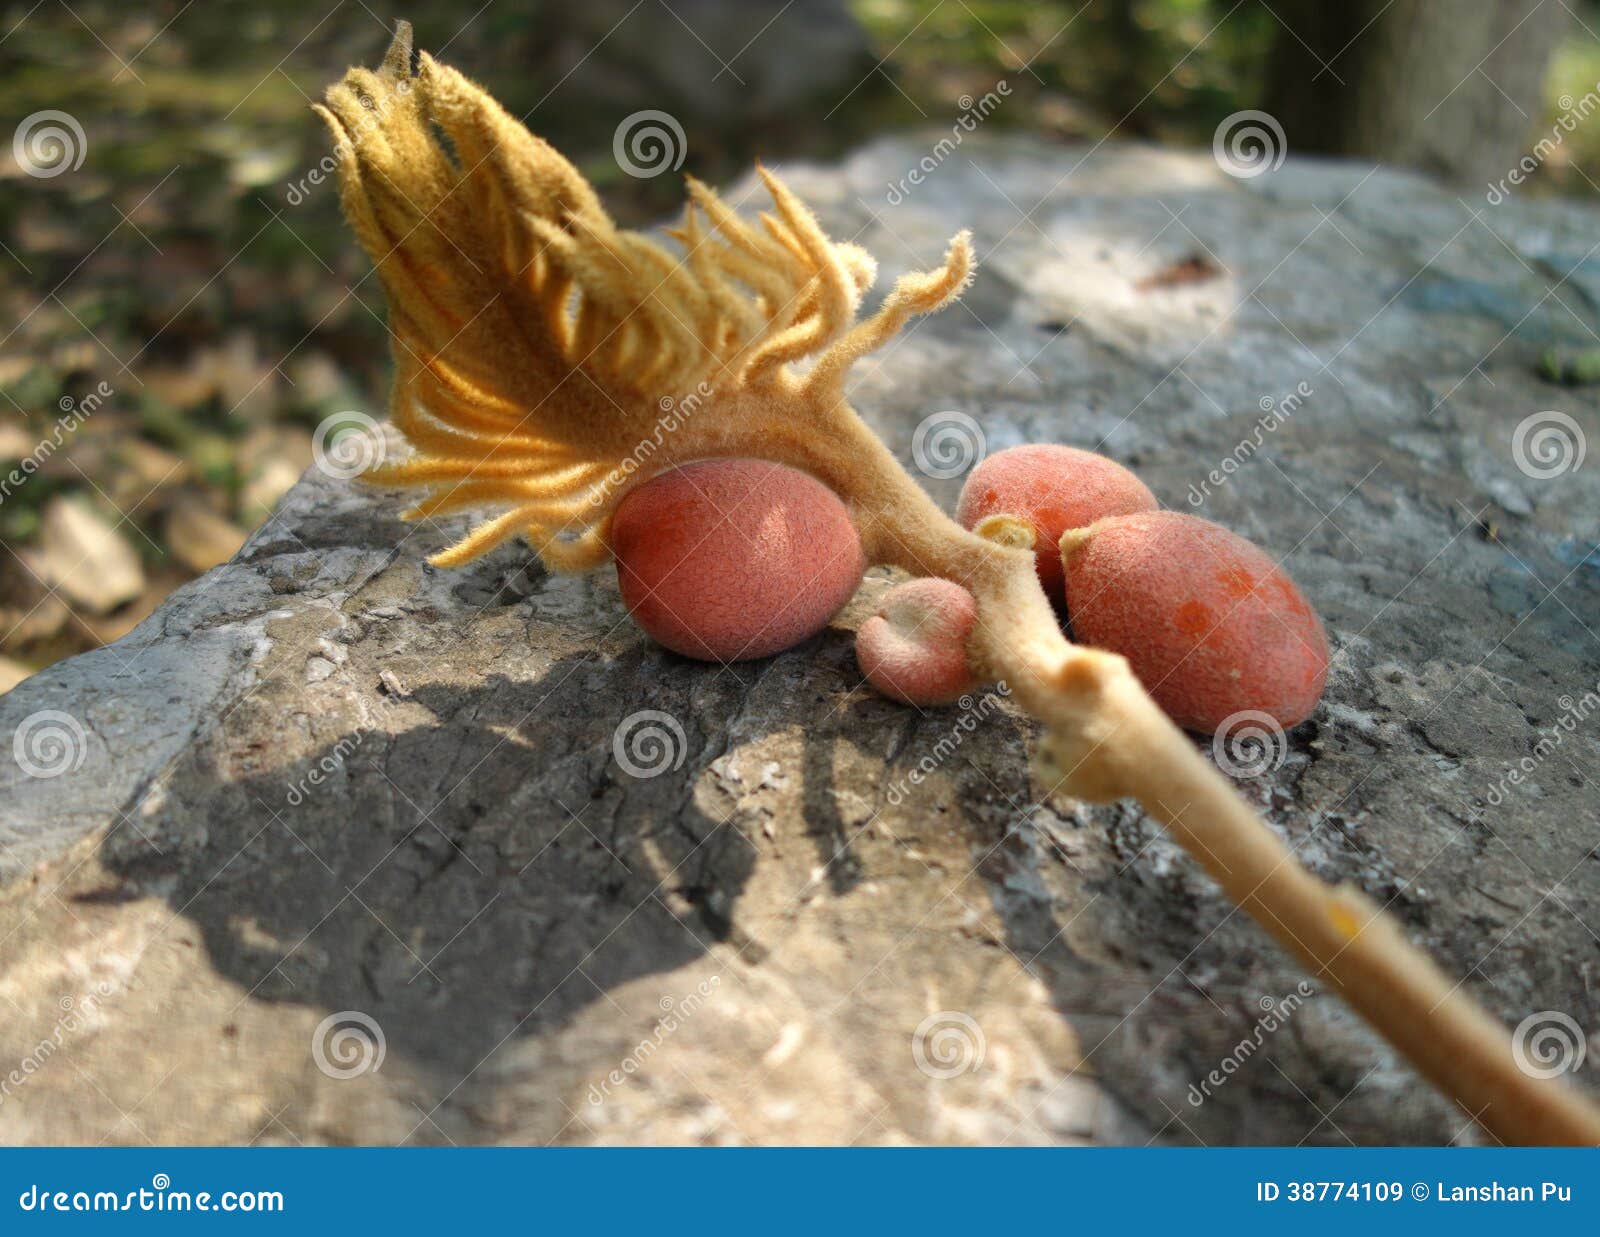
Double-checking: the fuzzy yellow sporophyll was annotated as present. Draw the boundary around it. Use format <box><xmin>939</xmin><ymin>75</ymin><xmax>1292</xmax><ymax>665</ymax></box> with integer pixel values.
<box><xmin>318</xmin><ymin>22</ymin><xmax>1600</xmax><ymax>1145</ymax></box>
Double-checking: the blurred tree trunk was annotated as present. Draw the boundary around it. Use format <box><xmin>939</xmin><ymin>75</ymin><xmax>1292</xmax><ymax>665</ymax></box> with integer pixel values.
<box><xmin>1263</xmin><ymin>0</ymin><xmax>1568</xmax><ymax>184</ymax></box>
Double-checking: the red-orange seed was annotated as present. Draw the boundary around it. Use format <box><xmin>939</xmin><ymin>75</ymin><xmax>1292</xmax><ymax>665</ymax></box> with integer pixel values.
<box><xmin>957</xmin><ymin>444</ymin><xmax>1157</xmax><ymax>601</ymax></box>
<box><xmin>1060</xmin><ymin>511</ymin><xmax>1328</xmax><ymax>733</ymax></box>
<box><xmin>856</xmin><ymin>578</ymin><xmax>979</xmax><ymax>706</ymax></box>
<box><xmin>613</xmin><ymin>459</ymin><xmax>865</xmax><ymax>662</ymax></box>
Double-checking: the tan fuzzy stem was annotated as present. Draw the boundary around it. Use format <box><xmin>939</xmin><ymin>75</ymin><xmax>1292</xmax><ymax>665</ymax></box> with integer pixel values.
<box><xmin>1040</xmin><ymin>683</ymin><xmax>1600</xmax><ymax>1146</ymax></box>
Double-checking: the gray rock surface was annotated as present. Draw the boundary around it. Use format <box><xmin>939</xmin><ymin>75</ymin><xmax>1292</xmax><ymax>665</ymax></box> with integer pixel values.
<box><xmin>2</xmin><ymin>134</ymin><xmax>1599</xmax><ymax>1146</ymax></box>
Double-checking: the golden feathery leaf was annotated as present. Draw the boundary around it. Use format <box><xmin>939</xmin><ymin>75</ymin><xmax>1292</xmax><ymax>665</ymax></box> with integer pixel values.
<box><xmin>321</xmin><ymin>20</ymin><xmax>972</xmax><ymax>570</ymax></box>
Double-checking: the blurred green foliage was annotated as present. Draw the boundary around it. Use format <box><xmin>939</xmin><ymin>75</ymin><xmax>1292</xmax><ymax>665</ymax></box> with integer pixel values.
<box><xmin>853</xmin><ymin>0</ymin><xmax>1279</xmax><ymax>140</ymax></box>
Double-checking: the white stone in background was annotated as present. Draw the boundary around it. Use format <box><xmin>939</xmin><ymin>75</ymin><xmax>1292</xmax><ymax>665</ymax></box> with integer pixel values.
<box><xmin>0</xmin><ymin>654</ymin><xmax>29</xmax><ymax>694</ymax></box>
<box><xmin>0</xmin><ymin>421</ymin><xmax>35</xmax><ymax>457</ymax></box>
<box><xmin>164</xmin><ymin>493</ymin><xmax>248</xmax><ymax>574</ymax></box>
<box><xmin>32</xmin><ymin>495</ymin><xmax>144</xmax><ymax>614</ymax></box>
<box><xmin>239</xmin><ymin>425</ymin><xmax>315</xmax><ymax>524</ymax></box>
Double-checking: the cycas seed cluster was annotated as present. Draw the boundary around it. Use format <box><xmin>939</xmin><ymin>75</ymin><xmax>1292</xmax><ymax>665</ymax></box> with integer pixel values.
<box><xmin>318</xmin><ymin>22</ymin><xmax>1600</xmax><ymax>1145</ymax></box>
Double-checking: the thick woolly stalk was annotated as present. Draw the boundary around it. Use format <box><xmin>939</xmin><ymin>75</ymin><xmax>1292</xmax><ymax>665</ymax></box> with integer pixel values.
<box><xmin>323</xmin><ymin>22</ymin><xmax>1600</xmax><ymax>1146</ymax></box>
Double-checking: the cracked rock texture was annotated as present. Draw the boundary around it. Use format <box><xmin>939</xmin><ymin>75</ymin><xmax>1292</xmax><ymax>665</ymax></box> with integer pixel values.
<box><xmin>2</xmin><ymin>135</ymin><xmax>1599</xmax><ymax>1146</ymax></box>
